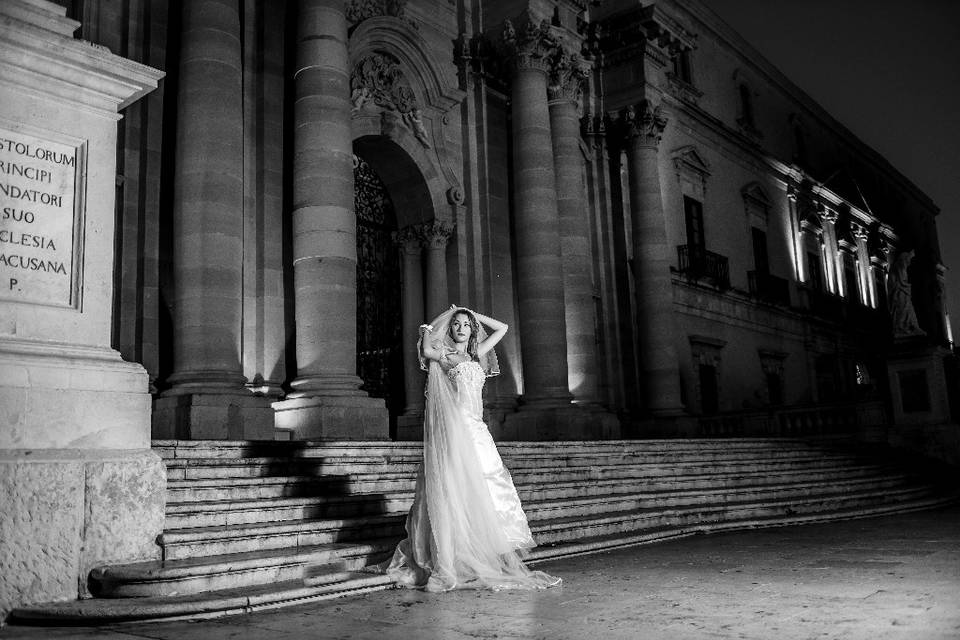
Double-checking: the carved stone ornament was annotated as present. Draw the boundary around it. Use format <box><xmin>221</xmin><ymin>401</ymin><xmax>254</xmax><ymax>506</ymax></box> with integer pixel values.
<box><xmin>418</xmin><ymin>220</ymin><xmax>455</xmax><ymax>248</ymax></box>
<box><xmin>346</xmin><ymin>0</ymin><xmax>407</xmax><ymax>26</ymax></box>
<box><xmin>351</xmin><ymin>53</ymin><xmax>430</xmax><ymax>148</ymax></box>
<box><xmin>501</xmin><ymin>11</ymin><xmax>559</xmax><ymax>74</ymax></box>
<box><xmin>548</xmin><ymin>49</ymin><xmax>589</xmax><ymax>104</ymax></box>
<box><xmin>392</xmin><ymin>226</ymin><xmax>422</xmax><ymax>253</ymax></box>
<box><xmin>619</xmin><ymin>100</ymin><xmax>668</xmax><ymax>148</ymax></box>
<box><xmin>887</xmin><ymin>249</ymin><xmax>926</xmax><ymax>338</ymax></box>
<box><xmin>446</xmin><ymin>185</ymin><xmax>465</xmax><ymax>205</ymax></box>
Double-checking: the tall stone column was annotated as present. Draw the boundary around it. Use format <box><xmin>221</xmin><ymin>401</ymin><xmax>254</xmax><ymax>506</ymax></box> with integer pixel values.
<box><xmin>548</xmin><ymin>53</ymin><xmax>597</xmax><ymax>402</ymax></box>
<box><xmin>154</xmin><ymin>0</ymin><xmax>273</xmax><ymax>439</ymax></box>
<box><xmin>819</xmin><ymin>207</ymin><xmax>840</xmax><ymax>295</ymax></box>
<box><xmin>500</xmin><ymin>16</ymin><xmax>604</xmax><ymax>439</ymax></box>
<box><xmin>395</xmin><ymin>226</ymin><xmax>425</xmax><ymax>440</ymax></box>
<box><xmin>272</xmin><ymin>0</ymin><xmax>387</xmax><ymax>440</ymax></box>
<box><xmin>622</xmin><ymin>101</ymin><xmax>685</xmax><ymax>419</ymax></box>
<box><xmin>421</xmin><ymin>220</ymin><xmax>453</xmax><ymax>318</ymax></box>
<box><xmin>501</xmin><ymin>17</ymin><xmax>572</xmax><ymax>409</ymax></box>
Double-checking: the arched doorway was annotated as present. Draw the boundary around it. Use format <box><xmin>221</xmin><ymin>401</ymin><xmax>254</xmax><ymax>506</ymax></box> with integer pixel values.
<box><xmin>354</xmin><ymin>155</ymin><xmax>404</xmax><ymax>435</ymax></box>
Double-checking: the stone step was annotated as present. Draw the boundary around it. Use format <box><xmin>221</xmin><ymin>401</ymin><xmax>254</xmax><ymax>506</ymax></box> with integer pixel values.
<box><xmin>532</xmin><ymin>484</ymin><xmax>946</xmax><ymax>545</ymax></box>
<box><xmin>160</xmin><ymin>478</ymin><xmax>933</xmax><ymax>560</ymax></box>
<box><xmin>16</xmin><ymin>486</ymin><xmax>953</xmax><ymax>622</ymax></box>
<box><xmin>163</xmin><ymin>450</ymin><xmax>864</xmax><ymax>481</ymax></box>
<box><xmin>11</xmin><ymin>570</ymin><xmax>398</xmax><ymax>624</ymax></box>
<box><xmin>90</xmin><ymin>539</ymin><xmax>398</xmax><ymax>598</ymax></box>
<box><xmin>159</xmin><ymin>514</ymin><xmax>407</xmax><ymax>561</ymax></box>
<box><xmin>153</xmin><ymin>437</ymin><xmax>851</xmax><ymax>460</ymax></box>
<box><xmin>164</xmin><ymin>473</ymin><xmax>916</xmax><ymax>530</ymax></box>
<box><xmin>165</xmin><ymin>463</ymin><xmax>896</xmax><ymax>504</ymax></box>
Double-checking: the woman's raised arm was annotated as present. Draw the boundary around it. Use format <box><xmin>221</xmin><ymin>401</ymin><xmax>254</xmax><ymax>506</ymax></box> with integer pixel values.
<box><xmin>471</xmin><ymin>310</ymin><xmax>508</xmax><ymax>357</ymax></box>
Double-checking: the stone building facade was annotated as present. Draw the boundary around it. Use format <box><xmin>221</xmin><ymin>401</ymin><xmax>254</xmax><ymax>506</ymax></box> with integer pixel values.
<box><xmin>1</xmin><ymin>0</ymin><xmax>955</xmax><ymax>617</ymax></box>
<box><xmin>85</xmin><ymin>0</ymin><xmax>951</xmax><ymax>439</ymax></box>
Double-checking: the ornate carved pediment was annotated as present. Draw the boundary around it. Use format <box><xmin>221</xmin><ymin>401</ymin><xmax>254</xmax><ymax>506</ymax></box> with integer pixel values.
<box><xmin>742</xmin><ymin>182</ymin><xmax>771</xmax><ymax>227</ymax></box>
<box><xmin>741</xmin><ymin>182</ymin><xmax>770</xmax><ymax>209</ymax></box>
<box><xmin>351</xmin><ymin>53</ymin><xmax>430</xmax><ymax>147</ymax></box>
<box><xmin>671</xmin><ymin>145</ymin><xmax>710</xmax><ymax>194</ymax></box>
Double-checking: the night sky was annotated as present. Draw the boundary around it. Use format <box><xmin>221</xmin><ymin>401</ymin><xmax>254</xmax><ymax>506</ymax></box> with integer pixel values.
<box><xmin>700</xmin><ymin>0</ymin><xmax>960</xmax><ymax>343</ymax></box>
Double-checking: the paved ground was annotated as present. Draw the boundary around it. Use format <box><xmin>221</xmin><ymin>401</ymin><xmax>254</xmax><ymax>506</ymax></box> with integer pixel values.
<box><xmin>4</xmin><ymin>505</ymin><xmax>960</xmax><ymax>640</ymax></box>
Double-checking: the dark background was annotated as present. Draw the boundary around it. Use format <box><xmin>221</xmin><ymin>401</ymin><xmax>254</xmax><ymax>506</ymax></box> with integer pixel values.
<box><xmin>704</xmin><ymin>0</ymin><xmax>960</xmax><ymax>343</ymax></box>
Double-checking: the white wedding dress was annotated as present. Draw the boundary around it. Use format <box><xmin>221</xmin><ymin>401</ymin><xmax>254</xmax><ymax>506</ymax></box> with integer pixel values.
<box><xmin>385</xmin><ymin>347</ymin><xmax>561</xmax><ymax>591</ymax></box>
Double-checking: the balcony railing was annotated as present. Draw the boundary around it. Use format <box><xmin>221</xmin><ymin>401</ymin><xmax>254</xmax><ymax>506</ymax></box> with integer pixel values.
<box><xmin>748</xmin><ymin>270</ymin><xmax>791</xmax><ymax>306</ymax></box>
<box><xmin>677</xmin><ymin>244</ymin><xmax>730</xmax><ymax>290</ymax></box>
<box><xmin>697</xmin><ymin>400</ymin><xmax>886</xmax><ymax>438</ymax></box>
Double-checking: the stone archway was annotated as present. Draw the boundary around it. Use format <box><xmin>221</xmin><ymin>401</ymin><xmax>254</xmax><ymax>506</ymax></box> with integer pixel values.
<box><xmin>353</xmin><ymin>134</ymin><xmax>445</xmax><ymax>440</ymax></box>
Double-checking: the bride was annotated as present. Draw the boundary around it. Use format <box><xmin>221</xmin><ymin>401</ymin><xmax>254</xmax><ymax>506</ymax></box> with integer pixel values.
<box><xmin>384</xmin><ymin>304</ymin><xmax>561</xmax><ymax>592</ymax></box>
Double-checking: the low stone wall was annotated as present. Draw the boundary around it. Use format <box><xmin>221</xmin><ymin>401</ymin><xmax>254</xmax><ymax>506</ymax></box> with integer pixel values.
<box><xmin>0</xmin><ymin>449</ymin><xmax>165</xmax><ymax>620</ymax></box>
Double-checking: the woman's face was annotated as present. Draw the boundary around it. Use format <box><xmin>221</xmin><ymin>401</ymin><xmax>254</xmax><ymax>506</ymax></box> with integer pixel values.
<box><xmin>450</xmin><ymin>313</ymin><xmax>473</xmax><ymax>344</ymax></box>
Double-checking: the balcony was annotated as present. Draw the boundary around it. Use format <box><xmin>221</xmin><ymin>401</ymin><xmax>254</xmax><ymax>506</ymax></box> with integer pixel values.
<box><xmin>748</xmin><ymin>270</ymin><xmax>791</xmax><ymax>306</ymax></box>
<box><xmin>677</xmin><ymin>244</ymin><xmax>730</xmax><ymax>290</ymax></box>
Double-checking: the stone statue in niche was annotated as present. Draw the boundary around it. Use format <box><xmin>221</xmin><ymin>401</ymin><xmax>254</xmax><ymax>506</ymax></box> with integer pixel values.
<box><xmin>887</xmin><ymin>249</ymin><xmax>926</xmax><ymax>338</ymax></box>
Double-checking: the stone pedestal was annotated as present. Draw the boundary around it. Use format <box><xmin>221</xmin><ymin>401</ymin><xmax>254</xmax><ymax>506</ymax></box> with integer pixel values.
<box><xmin>0</xmin><ymin>0</ymin><xmax>164</xmax><ymax>617</ymax></box>
<box><xmin>886</xmin><ymin>339</ymin><xmax>953</xmax><ymax>426</ymax></box>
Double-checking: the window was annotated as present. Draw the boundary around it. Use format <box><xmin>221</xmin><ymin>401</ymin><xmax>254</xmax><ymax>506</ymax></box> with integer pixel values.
<box><xmin>843</xmin><ymin>253</ymin><xmax>859</xmax><ymax>301</ymax></box>
<box><xmin>699</xmin><ymin>364</ymin><xmax>719</xmax><ymax>415</ymax></box>
<box><xmin>752</xmin><ymin>227</ymin><xmax>769</xmax><ymax>274</ymax></box>
<box><xmin>808</xmin><ymin>251</ymin><xmax>824</xmax><ymax>291</ymax></box>
<box><xmin>684</xmin><ymin>196</ymin><xmax>705</xmax><ymax>261</ymax></box>
<box><xmin>738</xmin><ymin>84</ymin><xmax>754</xmax><ymax>128</ymax></box>
<box><xmin>673</xmin><ymin>50</ymin><xmax>692</xmax><ymax>84</ymax></box>
<box><xmin>766</xmin><ymin>372</ymin><xmax>784</xmax><ymax>405</ymax></box>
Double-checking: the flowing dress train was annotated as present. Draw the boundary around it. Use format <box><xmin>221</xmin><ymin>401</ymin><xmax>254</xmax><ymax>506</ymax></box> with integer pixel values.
<box><xmin>385</xmin><ymin>350</ymin><xmax>560</xmax><ymax>591</ymax></box>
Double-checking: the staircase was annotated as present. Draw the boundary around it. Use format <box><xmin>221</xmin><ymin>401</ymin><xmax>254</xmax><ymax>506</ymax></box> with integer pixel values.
<box><xmin>11</xmin><ymin>437</ymin><xmax>956</xmax><ymax>623</ymax></box>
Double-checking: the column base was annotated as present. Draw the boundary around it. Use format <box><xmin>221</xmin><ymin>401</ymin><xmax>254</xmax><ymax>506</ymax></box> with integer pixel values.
<box><xmin>153</xmin><ymin>392</ymin><xmax>275</xmax><ymax>440</ymax></box>
<box><xmin>272</xmin><ymin>395</ymin><xmax>389</xmax><ymax>440</ymax></box>
<box><xmin>503</xmin><ymin>404</ymin><xmax>617</xmax><ymax>440</ymax></box>
<box><xmin>396</xmin><ymin>411</ymin><xmax>424</xmax><ymax>441</ymax></box>
<box><xmin>0</xmin><ymin>449</ymin><xmax>165</xmax><ymax>616</ymax></box>
<box><xmin>0</xmin><ymin>340</ymin><xmax>152</xmax><ymax>449</ymax></box>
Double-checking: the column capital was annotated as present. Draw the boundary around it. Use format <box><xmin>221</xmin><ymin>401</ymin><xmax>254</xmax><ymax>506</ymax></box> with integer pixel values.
<box><xmin>852</xmin><ymin>223</ymin><xmax>870</xmax><ymax>242</ymax></box>
<box><xmin>393</xmin><ymin>226</ymin><xmax>423</xmax><ymax>254</ymax></box>
<box><xmin>418</xmin><ymin>220</ymin><xmax>455</xmax><ymax>249</ymax></box>
<box><xmin>501</xmin><ymin>11</ymin><xmax>558</xmax><ymax>75</ymax></box>
<box><xmin>548</xmin><ymin>49</ymin><xmax>589</xmax><ymax>105</ymax></box>
<box><xmin>819</xmin><ymin>206</ymin><xmax>838</xmax><ymax>225</ymax></box>
<box><xmin>615</xmin><ymin>100</ymin><xmax>668</xmax><ymax>149</ymax></box>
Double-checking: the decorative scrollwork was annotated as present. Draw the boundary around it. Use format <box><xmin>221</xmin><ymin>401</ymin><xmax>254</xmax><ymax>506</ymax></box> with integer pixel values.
<box><xmin>500</xmin><ymin>11</ymin><xmax>559</xmax><ymax>74</ymax></box>
<box><xmin>351</xmin><ymin>53</ymin><xmax>430</xmax><ymax>148</ymax></box>
<box><xmin>346</xmin><ymin>0</ymin><xmax>407</xmax><ymax>26</ymax></box>
<box><xmin>548</xmin><ymin>49</ymin><xmax>589</xmax><ymax>104</ymax></box>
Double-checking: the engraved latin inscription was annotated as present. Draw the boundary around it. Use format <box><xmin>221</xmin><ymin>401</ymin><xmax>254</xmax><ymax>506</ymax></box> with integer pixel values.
<box><xmin>0</xmin><ymin>127</ymin><xmax>80</xmax><ymax>306</ymax></box>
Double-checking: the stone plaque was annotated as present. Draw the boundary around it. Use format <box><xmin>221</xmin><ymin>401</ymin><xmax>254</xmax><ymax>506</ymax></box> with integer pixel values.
<box><xmin>0</xmin><ymin>124</ymin><xmax>83</xmax><ymax>307</ymax></box>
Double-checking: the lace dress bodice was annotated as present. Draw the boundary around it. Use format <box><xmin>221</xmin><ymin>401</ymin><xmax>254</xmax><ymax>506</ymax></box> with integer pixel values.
<box><xmin>445</xmin><ymin>360</ymin><xmax>485</xmax><ymax>420</ymax></box>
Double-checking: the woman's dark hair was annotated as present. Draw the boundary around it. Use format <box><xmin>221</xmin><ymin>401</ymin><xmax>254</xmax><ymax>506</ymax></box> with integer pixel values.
<box><xmin>450</xmin><ymin>309</ymin><xmax>480</xmax><ymax>362</ymax></box>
